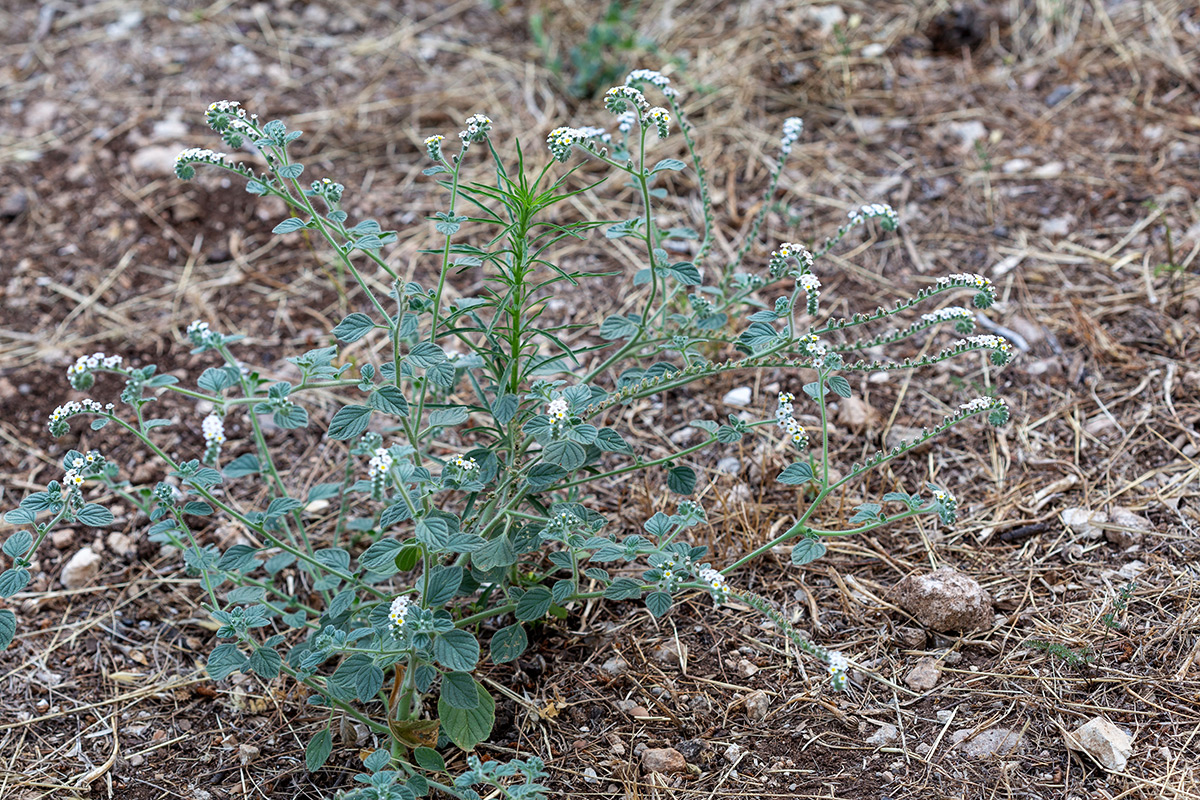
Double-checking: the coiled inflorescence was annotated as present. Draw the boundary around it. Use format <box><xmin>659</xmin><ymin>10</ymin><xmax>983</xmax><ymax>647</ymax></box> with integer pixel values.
<box><xmin>604</xmin><ymin>85</ymin><xmax>649</xmax><ymax>115</ymax></box>
<box><xmin>67</xmin><ymin>352</ymin><xmax>124</xmax><ymax>391</ymax></box>
<box><xmin>367</xmin><ymin>447</ymin><xmax>393</xmax><ymax>501</ymax></box>
<box><xmin>780</xmin><ymin>117</ymin><xmax>804</xmax><ymax>155</ymax></box>
<box><xmin>187</xmin><ymin>320</ymin><xmax>223</xmax><ymax>351</ymax></box>
<box><xmin>848</xmin><ymin>202</ymin><xmax>899</xmax><ymax>231</ymax></box>
<box><xmin>201</xmin><ymin>412</ymin><xmax>225</xmax><ymax>465</ymax></box>
<box><xmin>458</xmin><ymin>114</ymin><xmax>492</xmax><ymax>144</ymax></box>
<box><xmin>776</xmin><ymin>392</ymin><xmax>810</xmax><ymax>450</ymax></box>
<box><xmin>48</xmin><ymin>399</ymin><xmax>113</xmax><ymax>437</ymax></box>
<box><xmin>424</xmin><ymin>134</ymin><xmax>444</xmax><ymax>161</ymax></box>
<box><xmin>645</xmin><ymin>107</ymin><xmax>671</xmax><ymax>138</ymax></box>
<box><xmin>546</xmin><ymin>126</ymin><xmax>611</xmax><ymax>162</ymax></box>
<box><xmin>768</xmin><ymin>242</ymin><xmax>815</xmax><ymax>279</ymax></box>
<box><xmin>624</xmin><ymin>69</ymin><xmax>680</xmax><ymax>99</ymax></box>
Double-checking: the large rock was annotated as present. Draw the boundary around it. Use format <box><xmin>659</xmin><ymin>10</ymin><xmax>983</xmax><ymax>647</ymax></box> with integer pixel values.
<box><xmin>60</xmin><ymin>546</ymin><xmax>102</xmax><ymax>589</ymax></box>
<box><xmin>1065</xmin><ymin>716</ymin><xmax>1133</xmax><ymax>772</ymax></box>
<box><xmin>892</xmin><ymin>567</ymin><xmax>992</xmax><ymax>632</ymax></box>
<box><xmin>641</xmin><ymin>747</ymin><xmax>687</xmax><ymax>774</ymax></box>
<box><xmin>904</xmin><ymin>658</ymin><xmax>941</xmax><ymax>692</ymax></box>
<box><xmin>951</xmin><ymin>727</ymin><xmax>1025</xmax><ymax>757</ymax></box>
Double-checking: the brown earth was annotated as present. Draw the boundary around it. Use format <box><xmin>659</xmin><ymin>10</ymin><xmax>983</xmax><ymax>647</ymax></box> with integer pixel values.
<box><xmin>2</xmin><ymin>1</ymin><xmax>1199</xmax><ymax>799</ymax></box>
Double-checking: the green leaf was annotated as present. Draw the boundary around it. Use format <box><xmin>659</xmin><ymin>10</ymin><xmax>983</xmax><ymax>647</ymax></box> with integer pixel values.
<box><xmin>206</xmin><ymin>642</ymin><xmax>247</xmax><ymax>680</ymax></box>
<box><xmin>438</xmin><ymin>681</ymin><xmax>494</xmax><ymax>751</ymax></box>
<box><xmin>327</xmin><ymin>405</ymin><xmax>373</xmax><ymax>440</ymax></box>
<box><xmin>413</xmin><ymin>745</ymin><xmax>447</xmax><ymax>772</ymax></box>
<box><xmin>363</xmin><ymin>748</ymin><xmax>391</xmax><ymax>772</ymax></box>
<box><xmin>335</xmin><ymin>653</ymin><xmax>384</xmax><ymax>702</ymax></box>
<box><xmin>369</xmin><ymin>385</ymin><xmax>410</xmax><ymax>418</ymax></box>
<box><xmin>3</xmin><ymin>531</ymin><xmax>33</xmax><ymax>559</ymax></box>
<box><xmin>802</xmin><ymin>381</ymin><xmax>824</xmax><ymax>400</ymax></box>
<box><xmin>515</xmin><ymin>585</ymin><xmax>552</xmax><ymax>622</ymax></box>
<box><xmin>0</xmin><ymin>609</ymin><xmax>15</xmax><ymax>651</ymax></box>
<box><xmin>490</xmin><ymin>394</ymin><xmax>518</xmax><ymax>424</ymax></box>
<box><xmin>417</xmin><ymin>517</ymin><xmax>452</xmax><ymax>552</ymax></box>
<box><xmin>272</xmin><ymin>217</ymin><xmax>308</xmax><ymax>233</ymax></box>
<box><xmin>595</xmin><ymin>428</ymin><xmax>633</xmax><ymax>454</ymax></box>
<box><xmin>667</xmin><ymin>465</ymin><xmax>696</xmax><ymax>495</ymax></box>
<box><xmin>777</xmin><ymin>462</ymin><xmax>815</xmax><ymax>484</ymax></box>
<box><xmin>0</xmin><ymin>568</ymin><xmax>30</xmax><ymax>598</ymax></box>
<box><xmin>76</xmin><ymin>504</ymin><xmax>114</xmax><ymax>526</ymax></box>
<box><xmin>645</xmin><ymin>591</ymin><xmax>673</xmax><ymax>618</ymax></box>
<box><xmin>490</xmin><ymin>624</ymin><xmax>527</xmax><ymax>664</ymax></box>
<box><xmin>543</xmin><ymin>440</ymin><xmax>586</xmax><ymax>471</ymax></box>
<box><xmin>266</xmin><ymin>497</ymin><xmax>303</xmax><ymax>519</ymax></box>
<box><xmin>305</xmin><ymin>728</ymin><xmax>333</xmax><ymax>772</ymax></box>
<box><xmin>433</xmin><ymin>629</ymin><xmax>480</xmax><ymax>672</ymax></box>
<box><xmin>791</xmin><ymin>538</ymin><xmax>827</xmax><ymax>566</ymax></box>
<box><xmin>425</xmin><ymin>565</ymin><xmax>463</xmax><ymax>606</ymax></box>
<box><xmin>3</xmin><ymin>507</ymin><xmax>36</xmax><ymax>526</ymax></box>
<box><xmin>525</xmin><ymin>463</ymin><xmax>566</xmax><ymax>490</ymax></box>
<box><xmin>313</xmin><ymin>547</ymin><xmax>351</xmax><ymax>573</ymax></box>
<box><xmin>429</xmin><ymin>406</ymin><xmax>468</xmax><ymax>427</ymax></box>
<box><xmin>359</xmin><ymin>538</ymin><xmax>404</xmax><ymax>576</ymax></box>
<box><xmin>247</xmin><ymin>646</ymin><xmax>282</xmax><ymax>679</ymax></box>
<box><xmin>651</xmin><ymin>158</ymin><xmax>687</xmax><ymax>174</ymax></box>
<box><xmin>440</xmin><ymin>672</ymin><xmax>483</xmax><ymax>711</ymax></box>
<box><xmin>828</xmin><ymin>375</ymin><xmax>852</xmax><ymax>398</ymax></box>
<box><xmin>395</xmin><ymin>544</ymin><xmax>421</xmax><ymax>572</ymax></box>
<box><xmin>849</xmin><ymin>503</ymin><xmax>882</xmax><ymax>524</ymax></box>
<box><xmin>599</xmin><ymin>314</ymin><xmax>639</xmax><ymax>341</ymax></box>
<box><xmin>604</xmin><ymin>577</ymin><xmax>642</xmax><ymax>601</ymax></box>
<box><xmin>472</xmin><ymin>534</ymin><xmax>516</xmax><ymax>571</ymax></box>
<box><xmin>223</xmin><ymin>453</ymin><xmax>260</xmax><ymax>478</ymax></box>
<box><xmin>333</xmin><ymin>313</ymin><xmax>375</xmax><ymax>342</ymax></box>
<box><xmin>408</xmin><ymin>342</ymin><xmax>446</xmax><ymax>368</ymax></box>
<box><xmin>276</xmin><ymin>163</ymin><xmax>304</xmax><ymax>179</ymax></box>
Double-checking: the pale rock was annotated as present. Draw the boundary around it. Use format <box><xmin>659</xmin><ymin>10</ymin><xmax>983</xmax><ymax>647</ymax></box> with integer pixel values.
<box><xmin>716</xmin><ymin>457</ymin><xmax>741</xmax><ymax>475</ymax></box>
<box><xmin>737</xmin><ymin>658</ymin><xmax>759</xmax><ymax>678</ymax></box>
<box><xmin>1105</xmin><ymin>506</ymin><xmax>1151</xmax><ymax>548</ymax></box>
<box><xmin>952</xmin><ymin>728</ymin><xmax>1025</xmax><ymax>757</ymax></box>
<box><xmin>670</xmin><ymin>427</ymin><xmax>697</xmax><ymax>444</ymax></box>
<box><xmin>745</xmin><ymin>690</ymin><xmax>770</xmax><ymax>722</ymax></box>
<box><xmin>1031</xmin><ymin>161</ymin><xmax>1065</xmax><ymax>179</ymax></box>
<box><xmin>1062</xmin><ymin>507</ymin><xmax>1106</xmax><ymax>539</ymax></box>
<box><xmin>862</xmin><ymin>42</ymin><xmax>887</xmax><ymax>58</ymax></box>
<box><xmin>1002</xmin><ymin>158</ymin><xmax>1033</xmax><ymax>173</ymax></box>
<box><xmin>803</xmin><ymin>5</ymin><xmax>846</xmax><ymax>35</ymax></box>
<box><xmin>904</xmin><ymin>658</ymin><xmax>941</xmax><ymax>692</ymax></box>
<box><xmin>130</xmin><ymin>145</ymin><xmax>182</xmax><ymax>177</ymax></box>
<box><xmin>837</xmin><ymin>396</ymin><xmax>875</xmax><ymax>432</ymax></box>
<box><xmin>867</xmin><ymin>724</ymin><xmax>899</xmax><ymax>746</ymax></box>
<box><xmin>653</xmin><ymin>640</ymin><xmax>682</xmax><ymax>667</ymax></box>
<box><xmin>238</xmin><ymin>744</ymin><xmax>259</xmax><ymax>766</ymax></box>
<box><xmin>892</xmin><ymin>567</ymin><xmax>993</xmax><ymax>632</ymax></box>
<box><xmin>152</xmin><ymin>117</ymin><xmax>189</xmax><ymax>141</ymax></box>
<box><xmin>51</xmin><ymin>529</ymin><xmax>75</xmax><ymax>549</ymax></box>
<box><xmin>641</xmin><ymin>747</ymin><xmax>686</xmax><ymax>774</ymax></box>
<box><xmin>601</xmin><ymin>655</ymin><xmax>628</xmax><ymax>677</ymax></box>
<box><xmin>948</xmin><ymin>120</ymin><xmax>987</xmax><ymax>152</ymax></box>
<box><xmin>582</xmin><ymin>767</ymin><xmax>599</xmax><ymax>784</ymax></box>
<box><xmin>1039</xmin><ymin>216</ymin><xmax>1072</xmax><ymax>237</ymax></box>
<box><xmin>106</xmin><ymin>531</ymin><xmax>135</xmax><ymax>557</ymax></box>
<box><xmin>723</xmin><ymin>742</ymin><xmax>744</xmax><ymax>764</ymax></box>
<box><xmin>723</xmin><ymin>386</ymin><xmax>752</xmax><ymax>406</ymax></box>
<box><xmin>60</xmin><ymin>546</ymin><xmax>102</xmax><ymax>589</ymax></box>
<box><xmin>1064</xmin><ymin>716</ymin><xmax>1133</xmax><ymax>772</ymax></box>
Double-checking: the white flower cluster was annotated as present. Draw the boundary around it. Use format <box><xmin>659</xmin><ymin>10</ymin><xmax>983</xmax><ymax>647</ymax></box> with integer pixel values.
<box><xmin>204</xmin><ymin>100</ymin><xmax>256</xmax><ymax>132</ymax></box>
<box><xmin>175</xmin><ymin>148</ymin><xmax>229</xmax><ymax>168</ymax></box>
<box><xmin>388</xmin><ymin>594</ymin><xmax>413</xmax><ymax>631</ymax></box>
<box><xmin>799</xmin><ymin>272</ymin><xmax>821</xmax><ymax>315</ymax></box>
<box><xmin>201</xmin><ymin>411</ymin><xmax>225</xmax><ymax>464</ymax></box>
<box><xmin>645</xmin><ymin>107</ymin><xmax>671</xmax><ymax>138</ymax></box>
<box><xmin>67</xmin><ymin>352</ymin><xmax>123</xmax><ymax>390</ymax></box>
<box><xmin>450</xmin><ymin>454</ymin><xmax>478</xmax><ymax>471</ymax></box>
<box><xmin>186</xmin><ymin>320</ymin><xmax>221</xmax><ymax>349</ymax></box>
<box><xmin>780</xmin><ymin>117</ymin><xmax>804</xmax><ymax>154</ymax></box>
<box><xmin>938</xmin><ymin>272</ymin><xmax>992</xmax><ymax>292</ymax></box>
<box><xmin>368</xmin><ymin>446</ymin><xmax>393</xmax><ymax>499</ymax></box>
<box><xmin>768</xmin><ymin>242</ymin><xmax>815</xmax><ymax>278</ymax></box>
<box><xmin>547</xmin><ymin>397</ymin><xmax>569</xmax><ymax>424</ymax></box>
<box><xmin>424</xmin><ymin>134</ymin><xmax>444</xmax><ymax>160</ymax></box>
<box><xmin>966</xmin><ymin>334</ymin><xmax>1012</xmax><ymax>355</ymax></box>
<box><xmin>920</xmin><ymin>306</ymin><xmax>974</xmax><ymax>324</ymax></box>
<box><xmin>799</xmin><ymin>332</ymin><xmax>827</xmax><ymax>358</ymax></box>
<box><xmin>625</xmin><ymin>69</ymin><xmax>680</xmax><ymax>98</ymax></box>
<box><xmin>697</xmin><ymin>566</ymin><xmax>731</xmax><ymax>604</ymax></box>
<box><xmin>959</xmin><ymin>396</ymin><xmax>1005</xmax><ymax>414</ymax></box>
<box><xmin>546</xmin><ymin>126</ymin><xmax>611</xmax><ymax>162</ymax></box>
<box><xmin>826</xmin><ymin>650</ymin><xmax>849</xmax><ymax>690</ymax></box>
<box><xmin>48</xmin><ymin>399</ymin><xmax>113</xmax><ymax>436</ymax></box>
<box><xmin>459</xmin><ymin>113</ymin><xmax>492</xmax><ymax>144</ymax></box>
<box><xmin>62</xmin><ymin>450</ymin><xmax>103</xmax><ymax>494</ymax></box>
<box><xmin>616</xmin><ymin>111</ymin><xmax>637</xmax><ymax>134</ymax></box>
<box><xmin>927</xmin><ymin>483</ymin><xmax>960</xmax><ymax>525</ymax></box>
<box><xmin>848</xmin><ymin>202</ymin><xmax>898</xmax><ymax>226</ymax></box>
<box><xmin>776</xmin><ymin>392</ymin><xmax>810</xmax><ymax>449</ymax></box>
<box><xmin>604</xmin><ymin>85</ymin><xmax>649</xmax><ymax>114</ymax></box>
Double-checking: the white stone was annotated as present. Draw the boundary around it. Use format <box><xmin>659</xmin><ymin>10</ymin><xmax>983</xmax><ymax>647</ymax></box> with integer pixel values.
<box><xmin>130</xmin><ymin>145</ymin><xmax>182</xmax><ymax>177</ymax></box>
<box><xmin>1062</xmin><ymin>507</ymin><xmax>1106</xmax><ymax>539</ymax></box>
<box><xmin>745</xmin><ymin>690</ymin><xmax>769</xmax><ymax>722</ymax></box>
<box><xmin>867</xmin><ymin>724</ymin><xmax>899</xmax><ymax>746</ymax></box>
<box><xmin>716</xmin><ymin>457</ymin><xmax>741</xmax><ymax>474</ymax></box>
<box><xmin>722</xmin><ymin>387</ymin><xmax>752</xmax><ymax>406</ymax></box>
<box><xmin>737</xmin><ymin>658</ymin><xmax>759</xmax><ymax>677</ymax></box>
<box><xmin>1065</xmin><ymin>716</ymin><xmax>1133</xmax><ymax>772</ymax></box>
<box><xmin>904</xmin><ymin>658</ymin><xmax>941</xmax><ymax>691</ymax></box>
<box><xmin>60</xmin><ymin>546</ymin><xmax>102</xmax><ymax>589</ymax></box>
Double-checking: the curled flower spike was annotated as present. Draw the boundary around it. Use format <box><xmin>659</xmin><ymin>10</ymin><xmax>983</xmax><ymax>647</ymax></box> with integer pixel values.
<box><xmin>604</xmin><ymin>85</ymin><xmax>649</xmax><ymax>115</ymax></box>
<box><xmin>937</xmin><ymin>272</ymin><xmax>996</xmax><ymax>308</ymax></box>
<box><xmin>799</xmin><ymin>273</ymin><xmax>822</xmax><ymax>316</ymax></box>
<box><xmin>646</xmin><ymin>107</ymin><xmax>670</xmax><ymax>138</ymax></box>
<box><xmin>458</xmin><ymin>113</ymin><xmax>492</xmax><ymax>144</ymax></box>
<box><xmin>798</xmin><ymin>333</ymin><xmax>827</xmax><ymax>358</ymax></box>
<box><xmin>768</xmin><ymin>242</ymin><xmax>814</xmax><ymax>278</ymax></box>
<box><xmin>67</xmin><ymin>352</ymin><xmax>124</xmax><ymax>391</ymax></box>
<box><xmin>546</xmin><ymin>126</ymin><xmax>610</xmax><ymax>162</ymax></box>
<box><xmin>310</xmin><ymin>177</ymin><xmax>344</xmax><ymax>204</ymax></box>
<box><xmin>927</xmin><ymin>483</ymin><xmax>959</xmax><ymax>525</ymax></box>
<box><xmin>201</xmin><ymin>412</ymin><xmax>225</xmax><ymax>465</ymax></box>
<box><xmin>174</xmin><ymin>147</ymin><xmax>231</xmax><ymax>180</ymax></box>
<box><xmin>368</xmin><ymin>447</ymin><xmax>393</xmax><ymax>501</ymax></box>
<box><xmin>920</xmin><ymin>306</ymin><xmax>975</xmax><ymax>334</ymax></box>
<box><xmin>48</xmin><ymin>399</ymin><xmax>113</xmax><ymax>437</ymax></box>
<box><xmin>624</xmin><ymin>68</ymin><xmax>680</xmax><ymax>98</ymax></box>
<box><xmin>424</xmin><ymin>134</ymin><xmax>445</xmax><ymax>161</ymax></box>
<box><xmin>616</xmin><ymin>111</ymin><xmax>637</xmax><ymax>134</ymax></box>
<box><xmin>546</xmin><ymin>397</ymin><xmax>569</xmax><ymax>433</ymax></box>
<box><xmin>205</xmin><ymin>100</ymin><xmax>246</xmax><ymax>133</ymax></box>
<box><xmin>847</xmin><ymin>202</ymin><xmax>899</xmax><ymax>231</ymax></box>
<box><xmin>959</xmin><ymin>395</ymin><xmax>1009</xmax><ymax>426</ymax></box>
<box><xmin>826</xmin><ymin>650</ymin><xmax>849</xmax><ymax>690</ymax></box>
<box><xmin>388</xmin><ymin>595</ymin><xmax>413</xmax><ymax>632</ymax></box>
<box><xmin>697</xmin><ymin>566</ymin><xmax>730</xmax><ymax>605</ymax></box>
<box><xmin>186</xmin><ymin>320</ymin><xmax>223</xmax><ymax>351</ymax></box>
<box><xmin>780</xmin><ymin>116</ymin><xmax>804</xmax><ymax>155</ymax></box>
<box><xmin>966</xmin><ymin>334</ymin><xmax>1013</xmax><ymax>364</ymax></box>
<box><xmin>776</xmin><ymin>391</ymin><xmax>810</xmax><ymax>450</ymax></box>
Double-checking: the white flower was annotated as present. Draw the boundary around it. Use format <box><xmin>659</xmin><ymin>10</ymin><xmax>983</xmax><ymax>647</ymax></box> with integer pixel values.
<box><xmin>451</xmin><ymin>454</ymin><xmax>478</xmax><ymax>471</ymax></box>
<box><xmin>780</xmin><ymin>117</ymin><xmax>804</xmax><ymax>154</ymax></box>
<box><xmin>646</xmin><ymin>107</ymin><xmax>671</xmax><ymax>137</ymax></box>
<box><xmin>937</xmin><ymin>272</ymin><xmax>992</xmax><ymax>291</ymax></box>
<box><xmin>547</xmin><ymin>398</ymin><xmax>569</xmax><ymax>421</ymax></box>
<box><xmin>388</xmin><ymin>595</ymin><xmax>413</xmax><ymax>628</ymax></box>
<box><xmin>201</xmin><ymin>412</ymin><xmax>225</xmax><ymax>445</ymax></box>
<box><xmin>616</xmin><ymin>111</ymin><xmax>637</xmax><ymax>133</ymax></box>
<box><xmin>847</xmin><ymin>202</ymin><xmax>898</xmax><ymax>226</ymax></box>
<box><xmin>367</xmin><ymin>447</ymin><xmax>394</xmax><ymax>478</ymax></box>
<box><xmin>604</xmin><ymin>85</ymin><xmax>649</xmax><ymax>114</ymax></box>
<box><xmin>458</xmin><ymin>113</ymin><xmax>492</xmax><ymax>144</ymax></box>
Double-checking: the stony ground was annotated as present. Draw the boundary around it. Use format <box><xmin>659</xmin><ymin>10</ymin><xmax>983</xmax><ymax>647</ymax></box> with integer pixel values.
<box><xmin>1</xmin><ymin>1</ymin><xmax>1199</xmax><ymax>799</ymax></box>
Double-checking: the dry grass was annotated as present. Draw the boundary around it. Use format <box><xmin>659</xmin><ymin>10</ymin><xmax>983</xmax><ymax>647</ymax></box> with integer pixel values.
<box><xmin>1</xmin><ymin>1</ymin><xmax>1199</xmax><ymax>798</ymax></box>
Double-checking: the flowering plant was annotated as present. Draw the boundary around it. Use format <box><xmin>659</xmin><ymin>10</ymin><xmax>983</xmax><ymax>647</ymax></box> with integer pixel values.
<box><xmin>1</xmin><ymin>73</ymin><xmax>1011</xmax><ymax>796</ymax></box>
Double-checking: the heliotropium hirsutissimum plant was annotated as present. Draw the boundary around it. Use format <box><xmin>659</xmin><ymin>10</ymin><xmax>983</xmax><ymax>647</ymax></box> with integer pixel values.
<box><xmin>1</xmin><ymin>73</ymin><xmax>1012</xmax><ymax>797</ymax></box>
